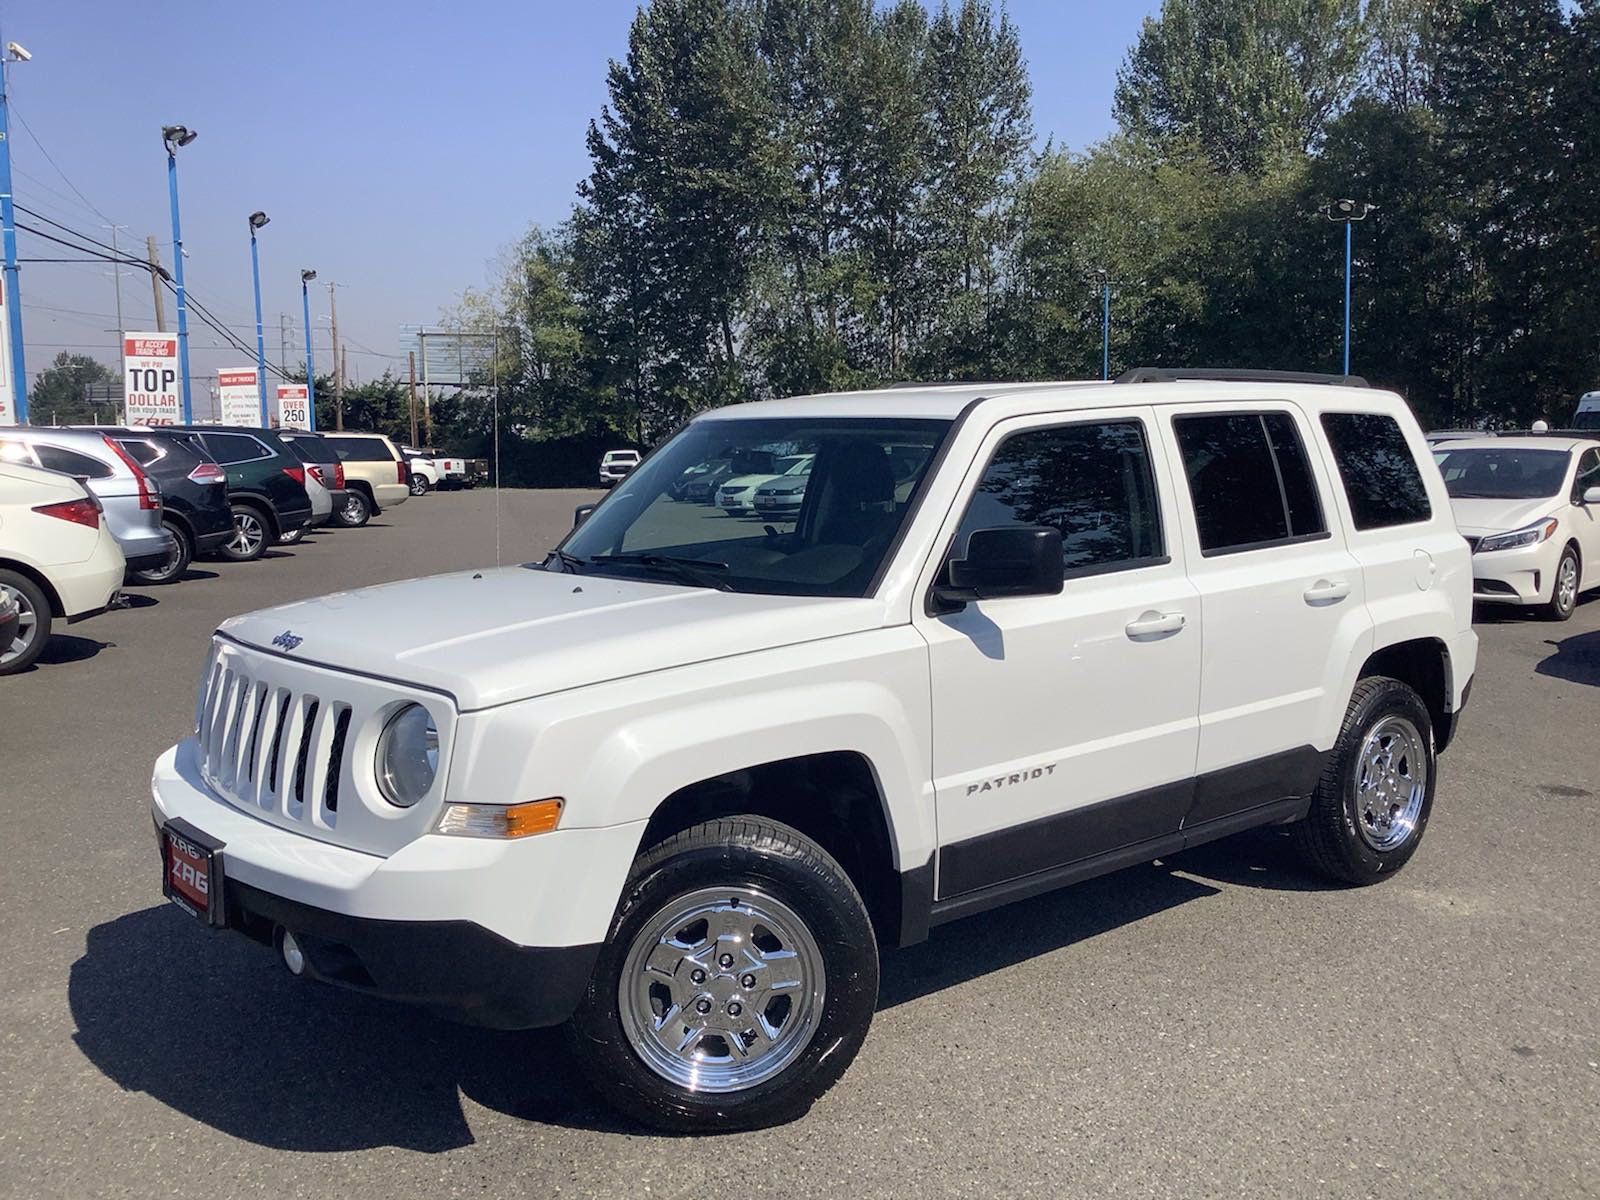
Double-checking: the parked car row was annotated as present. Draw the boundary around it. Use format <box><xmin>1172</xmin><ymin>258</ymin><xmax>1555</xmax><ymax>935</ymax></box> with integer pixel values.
<box><xmin>0</xmin><ymin>424</ymin><xmax>421</xmax><ymax>675</ymax></box>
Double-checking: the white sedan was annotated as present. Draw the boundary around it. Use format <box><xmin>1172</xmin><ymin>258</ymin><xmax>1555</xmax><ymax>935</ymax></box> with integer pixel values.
<box><xmin>716</xmin><ymin>454</ymin><xmax>814</xmax><ymax>515</ymax></box>
<box><xmin>0</xmin><ymin>460</ymin><xmax>126</xmax><ymax>673</ymax></box>
<box><xmin>1435</xmin><ymin>436</ymin><xmax>1600</xmax><ymax>620</ymax></box>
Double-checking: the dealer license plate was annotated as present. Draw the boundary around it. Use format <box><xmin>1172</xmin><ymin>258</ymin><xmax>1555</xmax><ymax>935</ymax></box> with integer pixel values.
<box><xmin>161</xmin><ymin>819</ymin><xmax>225</xmax><ymax>925</ymax></box>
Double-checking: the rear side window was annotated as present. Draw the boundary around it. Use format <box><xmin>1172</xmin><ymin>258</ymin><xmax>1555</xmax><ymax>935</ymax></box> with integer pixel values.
<box><xmin>322</xmin><ymin>437</ymin><xmax>395</xmax><ymax>462</ymax></box>
<box><xmin>33</xmin><ymin>443</ymin><xmax>114</xmax><ymax>480</ymax></box>
<box><xmin>202</xmin><ymin>433</ymin><xmax>272</xmax><ymax>465</ymax></box>
<box><xmin>957</xmin><ymin>419</ymin><xmax>1165</xmax><ymax>577</ymax></box>
<box><xmin>117</xmin><ymin>439</ymin><xmax>162</xmax><ymax>466</ymax></box>
<box><xmin>1174</xmin><ymin>411</ymin><xmax>1328</xmax><ymax>555</ymax></box>
<box><xmin>283</xmin><ymin>438</ymin><xmax>324</xmax><ymax>464</ymax></box>
<box><xmin>1320</xmin><ymin>412</ymin><xmax>1432</xmax><ymax>529</ymax></box>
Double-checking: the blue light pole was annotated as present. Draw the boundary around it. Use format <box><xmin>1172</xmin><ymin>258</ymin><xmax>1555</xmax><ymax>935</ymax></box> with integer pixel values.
<box><xmin>0</xmin><ymin>42</ymin><xmax>31</xmax><ymax>423</ymax></box>
<box><xmin>1324</xmin><ymin>198</ymin><xmax>1374</xmax><ymax>377</ymax></box>
<box><xmin>162</xmin><ymin>125</ymin><xmax>198</xmax><ymax>422</ymax></box>
<box><xmin>247</xmin><ymin>212</ymin><xmax>270</xmax><ymax>423</ymax></box>
<box><xmin>300</xmin><ymin>269</ymin><xmax>317</xmax><ymax>431</ymax></box>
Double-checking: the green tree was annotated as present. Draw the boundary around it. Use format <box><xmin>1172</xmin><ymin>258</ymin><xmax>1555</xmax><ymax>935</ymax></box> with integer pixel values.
<box><xmin>28</xmin><ymin>351</ymin><xmax>119</xmax><ymax>425</ymax></box>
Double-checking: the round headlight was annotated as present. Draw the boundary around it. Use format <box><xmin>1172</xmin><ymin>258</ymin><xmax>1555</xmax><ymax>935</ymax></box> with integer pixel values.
<box><xmin>376</xmin><ymin>703</ymin><xmax>439</xmax><ymax>808</ymax></box>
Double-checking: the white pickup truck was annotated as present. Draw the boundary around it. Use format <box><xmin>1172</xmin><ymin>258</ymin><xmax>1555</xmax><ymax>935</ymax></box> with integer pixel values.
<box><xmin>151</xmin><ymin>369</ymin><xmax>1476</xmax><ymax>1132</ymax></box>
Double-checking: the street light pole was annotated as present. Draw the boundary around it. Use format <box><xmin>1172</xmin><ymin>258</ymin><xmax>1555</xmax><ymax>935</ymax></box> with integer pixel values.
<box><xmin>1100</xmin><ymin>274</ymin><xmax>1111</xmax><ymax>381</ymax></box>
<box><xmin>0</xmin><ymin>41</ymin><xmax>32</xmax><ymax>423</ymax></box>
<box><xmin>162</xmin><ymin>124</ymin><xmax>199</xmax><ymax>422</ymax></box>
<box><xmin>300</xmin><ymin>269</ymin><xmax>317</xmax><ymax>431</ymax></box>
<box><xmin>1322</xmin><ymin>198</ymin><xmax>1375</xmax><ymax>376</ymax></box>
<box><xmin>248</xmin><ymin>212</ymin><xmax>270</xmax><ymax>424</ymax></box>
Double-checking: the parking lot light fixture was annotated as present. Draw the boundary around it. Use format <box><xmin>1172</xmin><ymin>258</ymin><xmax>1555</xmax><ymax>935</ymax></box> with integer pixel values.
<box><xmin>1321</xmin><ymin>198</ymin><xmax>1376</xmax><ymax>376</ymax></box>
<box><xmin>248</xmin><ymin>213</ymin><xmax>271</xmax><ymax>422</ymax></box>
<box><xmin>300</xmin><ymin>269</ymin><xmax>317</xmax><ymax>431</ymax></box>
<box><xmin>162</xmin><ymin>124</ymin><xmax>199</xmax><ymax>422</ymax></box>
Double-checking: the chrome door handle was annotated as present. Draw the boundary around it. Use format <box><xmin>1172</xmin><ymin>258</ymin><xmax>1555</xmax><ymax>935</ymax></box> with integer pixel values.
<box><xmin>1304</xmin><ymin>579</ymin><xmax>1352</xmax><ymax>605</ymax></box>
<box><xmin>1125</xmin><ymin>611</ymin><xmax>1186</xmax><ymax>639</ymax></box>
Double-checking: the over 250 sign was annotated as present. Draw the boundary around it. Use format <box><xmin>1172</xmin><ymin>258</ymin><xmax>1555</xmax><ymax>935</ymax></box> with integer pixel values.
<box><xmin>275</xmin><ymin>384</ymin><xmax>310</xmax><ymax>429</ymax></box>
<box><xmin>123</xmin><ymin>334</ymin><xmax>181</xmax><ymax>425</ymax></box>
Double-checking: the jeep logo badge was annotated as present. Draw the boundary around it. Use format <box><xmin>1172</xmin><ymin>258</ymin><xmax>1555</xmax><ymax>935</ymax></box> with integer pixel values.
<box><xmin>272</xmin><ymin>630</ymin><xmax>303</xmax><ymax>651</ymax></box>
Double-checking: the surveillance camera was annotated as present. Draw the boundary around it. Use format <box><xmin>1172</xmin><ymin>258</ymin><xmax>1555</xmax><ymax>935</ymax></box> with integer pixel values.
<box><xmin>6</xmin><ymin>42</ymin><xmax>33</xmax><ymax>62</ymax></box>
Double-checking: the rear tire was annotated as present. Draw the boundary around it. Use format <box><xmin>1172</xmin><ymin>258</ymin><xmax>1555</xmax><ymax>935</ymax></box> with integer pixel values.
<box><xmin>409</xmin><ymin>473</ymin><xmax>430</xmax><ymax>496</ymax></box>
<box><xmin>219</xmin><ymin>504</ymin><xmax>270</xmax><ymax>562</ymax></box>
<box><xmin>130</xmin><ymin>522</ymin><xmax>192</xmax><ymax>585</ymax></box>
<box><xmin>0</xmin><ymin>570</ymin><xmax>52</xmax><ymax>676</ymax></box>
<box><xmin>568</xmin><ymin>817</ymin><xmax>878</xmax><ymax>1133</ymax></box>
<box><xmin>1544</xmin><ymin>545</ymin><xmax>1579</xmax><ymax>621</ymax></box>
<box><xmin>1291</xmin><ymin>676</ymin><xmax>1436</xmax><ymax>885</ymax></box>
<box><xmin>333</xmin><ymin>491</ymin><xmax>371</xmax><ymax>528</ymax></box>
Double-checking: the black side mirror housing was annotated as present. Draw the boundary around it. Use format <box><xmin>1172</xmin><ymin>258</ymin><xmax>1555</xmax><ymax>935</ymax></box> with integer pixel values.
<box><xmin>933</xmin><ymin>526</ymin><xmax>1063</xmax><ymax>610</ymax></box>
<box><xmin>573</xmin><ymin>503</ymin><xmax>598</xmax><ymax>529</ymax></box>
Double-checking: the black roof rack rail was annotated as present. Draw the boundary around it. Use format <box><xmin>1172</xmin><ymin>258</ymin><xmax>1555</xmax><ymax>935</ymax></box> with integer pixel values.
<box><xmin>1115</xmin><ymin>367</ymin><xmax>1370</xmax><ymax>388</ymax></box>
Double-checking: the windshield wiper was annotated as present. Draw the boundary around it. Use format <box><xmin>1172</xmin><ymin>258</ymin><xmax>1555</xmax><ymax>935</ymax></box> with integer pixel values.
<box><xmin>587</xmin><ymin>553</ymin><xmax>733</xmax><ymax>591</ymax></box>
<box><xmin>547</xmin><ymin>549</ymin><xmax>588</xmax><ymax>573</ymax></box>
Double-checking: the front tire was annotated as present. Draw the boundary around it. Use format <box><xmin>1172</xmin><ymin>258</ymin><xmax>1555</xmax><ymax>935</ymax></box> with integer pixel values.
<box><xmin>333</xmin><ymin>491</ymin><xmax>371</xmax><ymax>527</ymax></box>
<box><xmin>1545</xmin><ymin>545</ymin><xmax>1579</xmax><ymax>621</ymax></box>
<box><xmin>568</xmin><ymin>817</ymin><xmax>878</xmax><ymax>1132</ymax></box>
<box><xmin>130</xmin><ymin>523</ymin><xmax>192</xmax><ymax>585</ymax></box>
<box><xmin>219</xmin><ymin>504</ymin><xmax>270</xmax><ymax>562</ymax></box>
<box><xmin>278</xmin><ymin>525</ymin><xmax>307</xmax><ymax>546</ymax></box>
<box><xmin>0</xmin><ymin>570</ymin><xmax>51</xmax><ymax>675</ymax></box>
<box><xmin>1292</xmin><ymin>677</ymin><xmax>1436</xmax><ymax>885</ymax></box>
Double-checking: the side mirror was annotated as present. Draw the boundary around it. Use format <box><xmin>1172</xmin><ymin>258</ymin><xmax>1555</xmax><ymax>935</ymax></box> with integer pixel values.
<box><xmin>1584</xmin><ymin>486</ymin><xmax>1600</xmax><ymax>505</ymax></box>
<box><xmin>573</xmin><ymin>503</ymin><xmax>597</xmax><ymax>529</ymax></box>
<box><xmin>933</xmin><ymin>526</ymin><xmax>1063</xmax><ymax>609</ymax></box>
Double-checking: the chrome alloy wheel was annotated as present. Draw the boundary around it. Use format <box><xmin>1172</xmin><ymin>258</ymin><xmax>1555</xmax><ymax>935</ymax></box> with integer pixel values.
<box><xmin>1354</xmin><ymin>715</ymin><xmax>1428</xmax><ymax>851</ymax></box>
<box><xmin>0</xmin><ymin>583</ymin><xmax>38</xmax><ymax>667</ymax></box>
<box><xmin>618</xmin><ymin>887</ymin><xmax>826</xmax><ymax>1094</ymax></box>
<box><xmin>1556</xmin><ymin>553</ymin><xmax>1579</xmax><ymax>614</ymax></box>
<box><xmin>229</xmin><ymin>510</ymin><xmax>266</xmax><ymax>557</ymax></box>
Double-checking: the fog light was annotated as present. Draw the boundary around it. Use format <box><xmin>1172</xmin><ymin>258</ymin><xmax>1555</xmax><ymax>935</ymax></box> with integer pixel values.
<box><xmin>280</xmin><ymin>929</ymin><xmax>305</xmax><ymax>976</ymax></box>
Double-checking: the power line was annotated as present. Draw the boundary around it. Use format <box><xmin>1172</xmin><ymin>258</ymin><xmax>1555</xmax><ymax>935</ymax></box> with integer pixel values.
<box><xmin>16</xmin><ymin>205</ymin><xmax>129</xmax><ymax>258</ymax></box>
<box><xmin>9</xmin><ymin>105</ymin><xmax>117</xmax><ymax>225</ymax></box>
<box><xmin>16</xmin><ymin>223</ymin><xmax>160</xmax><ymax>273</ymax></box>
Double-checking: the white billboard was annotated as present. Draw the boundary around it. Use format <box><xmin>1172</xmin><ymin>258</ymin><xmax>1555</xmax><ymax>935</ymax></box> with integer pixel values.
<box><xmin>275</xmin><ymin>383</ymin><xmax>310</xmax><ymax>430</ymax></box>
<box><xmin>123</xmin><ymin>333</ymin><xmax>182</xmax><ymax>425</ymax></box>
<box><xmin>217</xmin><ymin>368</ymin><xmax>261</xmax><ymax>425</ymax></box>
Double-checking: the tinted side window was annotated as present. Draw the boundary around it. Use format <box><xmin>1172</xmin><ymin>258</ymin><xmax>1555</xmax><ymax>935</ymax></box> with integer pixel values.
<box><xmin>117</xmin><ymin>438</ymin><xmax>162</xmax><ymax>466</ymax></box>
<box><xmin>322</xmin><ymin>437</ymin><xmax>394</xmax><ymax>462</ymax></box>
<box><xmin>1320</xmin><ymin>412</ymin><xmax>1432</xmax><ymax>529</ymax></box>
<box><xmin>34</xmin><ymin>443</ymin><xmax>114</xmax><ymax>479</ymax></box>
<box><xmin>1573</xmin><ymin>449</ymin><xmax>1600</xmax><ymax>501</ymax></box>
<box><xmin>957</xmin><ymin>420</ymin><xmax>1165</xmax><ymax>576</ymax></box>
<box><xmin>203</xmin><ymin>433</ymin><xmax>270</xmax><ymax>465</ymax></box>
<box><xmin>1174</xmin><ymin>412</ymin><xmax>1327</xmax><ymax>554</ymax></box>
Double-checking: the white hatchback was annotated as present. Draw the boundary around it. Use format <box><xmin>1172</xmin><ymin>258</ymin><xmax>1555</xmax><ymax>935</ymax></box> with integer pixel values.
<box><xmin>0</xmin><ymin>460</ymin><xmax>126</xmax><ymax>674</ymax></box>
<box><xmin>1434</xmin><ymin>436</ymin><xmax>1600</xmax><ymax>619</ymax></box>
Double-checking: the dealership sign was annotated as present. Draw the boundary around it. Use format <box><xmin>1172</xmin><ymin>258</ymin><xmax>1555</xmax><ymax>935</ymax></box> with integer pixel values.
<box><xmin>217</xmin><ymin>368</ymin><xmax>261</xmax><ymax>425</ymax></box>
<box><xmin>276</xmin><ymin>384</ymin><xmax>310</xmax><ymax>429</ymax></box>
<box><xmin>123</xmin><ymin>334</ymin><xmax>181</xmax><ymax>425</ymax></box>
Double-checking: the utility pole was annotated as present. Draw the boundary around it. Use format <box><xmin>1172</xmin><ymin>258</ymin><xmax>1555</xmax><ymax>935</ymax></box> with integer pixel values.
<box><xmin>278</xmin><ymin>312</ymin><xmax>288</xmax><ymax>374</ymax></box>
<box><xmin>408</xmin><ymin>350</ymin><xmax>419</xmax><ymax>447</ymax></box>
<box><xmin>326</xmin><ymin>281</ymin><xmax>344</xmax><ymax>430</ymax></box>
<box><xmin>146</xmin><ymin>236</ymin><xmax>167</xmax><ymax>331</ymax></box>
<box><xmin>104</xmin><ymin>225</ymin><xmax>128</xmax><ymax>356</ymax></box>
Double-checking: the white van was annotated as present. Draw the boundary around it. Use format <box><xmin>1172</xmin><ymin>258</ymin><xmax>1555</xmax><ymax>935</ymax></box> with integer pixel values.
<box><xmin>1573</xmin><ymin>391</ymin><xmax>1600</xmax><ymax>430</ymax></box>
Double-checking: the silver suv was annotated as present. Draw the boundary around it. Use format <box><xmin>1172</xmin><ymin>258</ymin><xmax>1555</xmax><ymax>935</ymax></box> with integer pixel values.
<box><xmin>0</xmin><ymin>428</ymin><xmax>175</xmax><ymax>574</ymax></box>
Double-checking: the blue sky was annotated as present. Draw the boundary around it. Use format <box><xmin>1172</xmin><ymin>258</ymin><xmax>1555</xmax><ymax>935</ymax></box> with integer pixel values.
<box><xmin>5</xmin><ymin>0</ymin><xmax>1158</xmax><ymax>390</ymax></box>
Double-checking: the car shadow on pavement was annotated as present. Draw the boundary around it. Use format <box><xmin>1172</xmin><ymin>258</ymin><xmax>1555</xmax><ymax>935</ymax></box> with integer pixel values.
<box><xmin>35</xmin><ymin>634</ymin><xmax>109</xmax><ymax>667</ymax></box>
<box><xmin>69</xmin><ymin>906</ymin><xmax>632</xmax><ymax>1151</ymax></box>
<box><xmin>1536</xmin><ymin>629</ymin><xmax>1600</xmax><ymax>687</ymax></box>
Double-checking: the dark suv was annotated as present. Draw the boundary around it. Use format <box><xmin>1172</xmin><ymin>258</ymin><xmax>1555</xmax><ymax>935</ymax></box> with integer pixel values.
<box><xmin>102</xmin><ymin>427</ymin><xmax>235</xmax><ymax>584</ymax></box>
<box><xmin>170</xmin><ymin>426</ymin><xmax>313</xmax><ymax>562</ymax></box>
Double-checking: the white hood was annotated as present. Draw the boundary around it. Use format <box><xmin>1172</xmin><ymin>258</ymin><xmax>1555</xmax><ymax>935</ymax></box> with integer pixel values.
<box><xmin>217</xmin><ymin>566</ymin><xmax>884</xmax><ymax>710</ymax></box>
<box><xmin>1448</xmin><ymin>496</ymin><xmax>1560</xmax><ymax>537</ymax></box>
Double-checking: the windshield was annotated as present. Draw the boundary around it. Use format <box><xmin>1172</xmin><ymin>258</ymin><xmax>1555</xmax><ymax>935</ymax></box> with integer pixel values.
<box><xmin>1434</xmin><ymin>448</ymin><xmax>1571</xmax><ymax>499</ymax></box>
<box><xmin>558</xmin><ymin>417</ymin><xmax>950</xmax><ymax>597</ymax></box>
<box><xmin>1573</xmin><ymin>410</ymin><xmax>1600</xmax><ymax>430</ymax></box>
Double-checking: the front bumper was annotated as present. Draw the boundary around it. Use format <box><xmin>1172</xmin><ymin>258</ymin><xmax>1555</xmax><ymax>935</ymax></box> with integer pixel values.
<box><xmin>1466</xmin><ymin>536</ymin><xmax>1562</xmax><ymax>605</ymax></box>
<box><xmin>150</xmin><ymin>739</ymin><xmax>643</xmax><ymax>1028</ymax></box>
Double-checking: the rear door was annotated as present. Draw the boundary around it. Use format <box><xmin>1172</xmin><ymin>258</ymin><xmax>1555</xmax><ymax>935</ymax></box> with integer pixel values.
<box><xmin>1158</xmin><ymin>402</ymin><xmax>1371</xmax><ymax>827</ymax></box>
<box><xmin>919</xmin><ymin>407</ymin><xmax>1203</xmax><ymax>901</ymax></box>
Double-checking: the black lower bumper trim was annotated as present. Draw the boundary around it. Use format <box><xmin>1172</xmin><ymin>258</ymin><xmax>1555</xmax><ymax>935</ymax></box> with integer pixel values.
<box><xmin>194</xmin><ymin>528</ymin><xmax>234</xmax><ymax>553</ymax></box>
<box><xmin>225</xmin><ymin>879</ymin><xmax>601</xmax><ymax>1030</ymax></box>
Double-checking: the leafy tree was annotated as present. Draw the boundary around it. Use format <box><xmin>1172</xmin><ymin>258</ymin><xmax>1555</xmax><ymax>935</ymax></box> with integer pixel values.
<box><xmin>28</xmin><ymin>351</ymin><xmax>119</xmax><ymax>425</ymax></box>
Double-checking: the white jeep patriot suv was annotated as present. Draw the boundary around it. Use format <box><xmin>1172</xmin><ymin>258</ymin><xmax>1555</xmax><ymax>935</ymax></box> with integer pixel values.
<box><xmin>151</xmin><ymin>368</ymin><xmax>1476</xmax><ymax>1131</ymax></box>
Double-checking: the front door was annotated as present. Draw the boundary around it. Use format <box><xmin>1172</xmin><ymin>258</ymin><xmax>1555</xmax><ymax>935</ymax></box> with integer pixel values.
<box><xmin>1571</xmin><ymin>448</ymin><xmax>1600</xmax><ymax>590</ymax></box>
<box><xmin>918</xmin><ymin>408</ymin><xmax>1203</xmax><ymax>901</ymax></box>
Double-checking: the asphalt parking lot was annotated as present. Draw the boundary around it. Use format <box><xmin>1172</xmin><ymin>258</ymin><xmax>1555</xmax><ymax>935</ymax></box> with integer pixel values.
<box><xmin>2</xmin><ymin>487</ymin><xmax>1597</xmax><ymax>1199</ymax></box>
